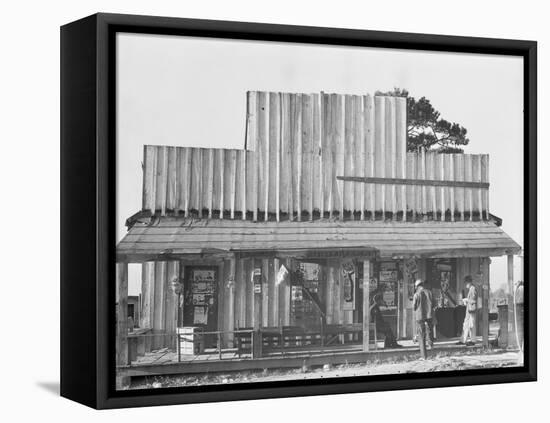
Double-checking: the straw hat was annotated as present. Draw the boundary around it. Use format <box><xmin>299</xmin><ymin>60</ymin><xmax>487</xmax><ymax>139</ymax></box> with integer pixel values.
<box><xmin>414</xmin><ymin>279</ymin><xmax>423</xmax><ymax>288</ymax></box>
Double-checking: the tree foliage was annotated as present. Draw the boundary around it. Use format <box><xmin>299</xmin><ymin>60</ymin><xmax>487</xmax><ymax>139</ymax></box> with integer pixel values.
<box><xmin>375</xmin><ymin>88</ymin><xmax>469</xmax><ymax>153</ymax></box>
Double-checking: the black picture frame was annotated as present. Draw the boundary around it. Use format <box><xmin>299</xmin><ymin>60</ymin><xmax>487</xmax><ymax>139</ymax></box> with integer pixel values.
<box><xmin>60</xmin><ymin>12</ymin><xmax>537</xmax><ymax>409</ymax></box>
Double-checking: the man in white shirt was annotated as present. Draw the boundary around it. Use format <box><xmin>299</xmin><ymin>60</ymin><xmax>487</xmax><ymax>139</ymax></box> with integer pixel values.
<box><xmin>458</xmin><ymin>275</ymin><xmax>478</xmax><ymax>346</ymax></box>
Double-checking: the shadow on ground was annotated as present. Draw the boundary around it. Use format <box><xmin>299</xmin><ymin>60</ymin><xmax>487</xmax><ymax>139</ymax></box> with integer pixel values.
<box><xmin>36</xmin><ymin>381</ymin><xmax>60</xmax><ymax>396</ymax></box>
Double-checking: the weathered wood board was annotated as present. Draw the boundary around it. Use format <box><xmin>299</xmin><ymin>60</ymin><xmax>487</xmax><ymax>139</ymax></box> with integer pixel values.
<box><xmin>141</xmin><ymin>92</ymin><xmax>490</xmax><ymax>221</ymax></box>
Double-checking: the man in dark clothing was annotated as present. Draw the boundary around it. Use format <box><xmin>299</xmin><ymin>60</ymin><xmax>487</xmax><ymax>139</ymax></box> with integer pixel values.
<box><xmin>413</xmin><ymin>279</ymin><xmax>430</xmax><ymax>359</ymax></box>
<box><xmin>423</xmin><ymin>281</ymin><xmax>435</xmax><ymax>349</ymax></box>
<box><xmin>370</xmin><ymin>294</ymin><xmax>403</xmax><ymax>348</ymax></box>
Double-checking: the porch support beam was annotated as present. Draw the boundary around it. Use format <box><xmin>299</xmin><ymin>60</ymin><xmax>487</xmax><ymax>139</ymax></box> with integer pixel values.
<box><xmin>507</xmin><ymin>254</ymin><xmax>516</xmax><ymax>348</ymax></box>
<box><xmin>116</xmin><ymin>261</ymin><xmax>130</xmax><ymax>389</ymax></box>
<box><xmin>141</xmin><ymin>262</ymin><xmax>155</xmax><ymax>353</ymax></box>
<box><xmin>252</xmin><ymin>258</ymin><xmax>263</xmax><ymax>358</ymax></box>
<box><xmin>227</xmin><ymin>256</ymin><xmax>236</xmax><ymax>347</ymax></box>
<box><xmin>362</xmin><ymin>259</ymin><xmax>371</xmax><ymax>351</ymax></box>
<box><xmin>481</xmin><ymin>257</ymin><xmax>490</xmax><ymax>348</ymax></box>
<box><xmin>153</xmin><ymin>261</ymin><xmax>167</xmax><ymax>350</ymax></box>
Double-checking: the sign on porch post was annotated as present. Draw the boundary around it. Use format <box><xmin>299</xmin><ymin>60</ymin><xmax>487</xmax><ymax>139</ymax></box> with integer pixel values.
<box><xmin>362</xmin><ymin>260</ymin><xmax>371</xmax><ymax>351</ymax></box>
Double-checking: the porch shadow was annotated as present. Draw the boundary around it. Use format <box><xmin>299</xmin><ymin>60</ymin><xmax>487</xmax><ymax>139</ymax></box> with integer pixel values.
<box><xmin>36</xmin><ymin>381</ymin><xmax>60</xmax><ymax>396</ymax></box>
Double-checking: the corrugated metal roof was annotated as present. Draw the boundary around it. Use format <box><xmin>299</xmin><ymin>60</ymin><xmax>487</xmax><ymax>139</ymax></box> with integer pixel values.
<box><xmin>116</xmin><ymin>218</ymin><xmax>521</xmax><ymax>262</ymax></box>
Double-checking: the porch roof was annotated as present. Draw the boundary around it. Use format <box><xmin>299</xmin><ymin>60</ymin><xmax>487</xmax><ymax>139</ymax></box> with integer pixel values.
<box><xmin>116</xmin><ymin>217</ymin><xmax>521</xmax><ymax>262</ymax></box>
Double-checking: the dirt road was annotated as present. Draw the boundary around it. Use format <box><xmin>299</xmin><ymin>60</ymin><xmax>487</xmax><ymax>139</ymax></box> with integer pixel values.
<box><xmin>131</xmin><ymin>349</ymin><xmax>522</xmax><ymax>390</ymax></box>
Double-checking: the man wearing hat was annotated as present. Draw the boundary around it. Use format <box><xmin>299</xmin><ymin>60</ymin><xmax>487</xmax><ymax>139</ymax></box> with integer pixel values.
<box><xmin>413</xmin><ymin>279</ymin><xmax>431</xmax><ymax>359</ymax></box>
<box><xmin>423</xmin><ymin>280</ymin><xmax>435</xmax><ymax>349</ymax></box>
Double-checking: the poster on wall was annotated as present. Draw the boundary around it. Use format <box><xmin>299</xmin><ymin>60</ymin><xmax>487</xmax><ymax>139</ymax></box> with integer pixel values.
<box><xmin>379</xmin><ymin>264</ymin><xmax>398</xmax><ymax>309</ymax></box>
<box><xmin>193</xmin><ymin>306</ymin><xmax>207</xmax><ymax>325</ymax></box>
<box><xmin>193</xmin><ymin>269</ymin><xmax>215</xmax><ymax>283</ymax></box>
<box><xmin>404</xmin><ymin>257</ymin><xmax>418</xmax><ymax>278</ymax></box>
<box><xmin>379</xmin><ymin>270</ymin><xmax>397</xmax><ymax>282</ymax></box>
<box><xmin>276</xmin><ymin>264</ymin><xmax>289</xmax><ymax>285</ymax></box>
<box><xmin>184</xmin><ymin>268</ymin><xmax>218</xmax><ymax>327</ymax></box>
<box><xmin>341</xmin><ymin>260</ymin><xmax>356</xmax><ymax>310</ymax></box>
<box><xmin>300</xmin><ymin>262</ymin><xmax>320</xmax><ymax>281</ymax></box>
<box><xmin>361</xmin><ymin>277</ymin><xmax>379</xmax><ymax>293</ymax></box>
<box><xmin>291</xmin><ymin>285</ymin><xmax>303</xmax><ymax>301</ymax></box>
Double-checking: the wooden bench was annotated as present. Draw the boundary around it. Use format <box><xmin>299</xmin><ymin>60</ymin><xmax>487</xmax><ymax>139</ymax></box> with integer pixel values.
<box><xmin>235</xmin><ymin>327</ymin><xmax>324</xmax><ymax>355</ymax></box>
<box><xmin>235</xmin><ymin>324</ymin><xmax>378</xmax><ymax>356</ymax></box>
<box><xmin>234</xmin><ymin>329</ymin><xmax>253</xmax><ymax>356</ymax></box>
<box><xmin>323</xmin><ymin>323</ymin><xmax>377</xmax><ymax>348</ymax></box>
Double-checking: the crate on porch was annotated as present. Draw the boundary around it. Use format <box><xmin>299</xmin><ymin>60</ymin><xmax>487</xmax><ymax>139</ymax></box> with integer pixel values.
<box><xmin>177</xmin><ymin>327</ymin><xmax>204</xmax><ymax>355</ymax></box>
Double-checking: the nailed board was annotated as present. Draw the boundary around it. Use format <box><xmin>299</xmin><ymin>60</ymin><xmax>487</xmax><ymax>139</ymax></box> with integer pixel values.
<box><xmin>140</xmin><ymin>92</ymin><xmax>490</xmax><ymax>221</ymax></box>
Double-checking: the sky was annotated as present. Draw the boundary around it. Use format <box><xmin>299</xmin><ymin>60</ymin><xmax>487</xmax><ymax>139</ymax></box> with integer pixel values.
<box><xmin>116</xmin><ymin>33</ymin><xmax>524</xmax><ymax>295</ymax></box>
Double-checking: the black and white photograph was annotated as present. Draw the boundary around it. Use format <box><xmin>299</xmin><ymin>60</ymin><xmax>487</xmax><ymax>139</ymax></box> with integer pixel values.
<box><xmin>114</xmin><ymin>31</ymin><xmax>527</xmax><ymax>390</ymax></box>
<box><xmin>3</xmin><ymin>0</ymin><xmax>546</xmax><ymax>418</ymax></box>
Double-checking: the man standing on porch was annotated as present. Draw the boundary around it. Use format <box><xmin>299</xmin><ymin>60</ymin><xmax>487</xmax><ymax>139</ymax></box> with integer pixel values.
<box><xmin>459</xmin><ymin>276</ymin><xmax>478</xmax><ymax>346</ymax></box>
<box><xmin>423</xmin><ymin>281</ymin><xmax>435</xmax><ymax>350</ymax></box>
<box><xmin>413</xmin><ymin>279</ymin><xmax>430</xmax><ymax>360</ymax></box>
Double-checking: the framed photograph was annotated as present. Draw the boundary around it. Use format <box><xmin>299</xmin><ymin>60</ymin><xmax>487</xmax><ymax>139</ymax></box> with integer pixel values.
<box><xmin>60</xmin><ymin>13</ymin><xmax>537</xmax><ymax>409</ymax></box>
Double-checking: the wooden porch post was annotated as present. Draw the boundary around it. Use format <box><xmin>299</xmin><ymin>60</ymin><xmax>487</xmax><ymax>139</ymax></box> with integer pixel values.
<box><xmin>402</xmin><ymin>260</ymin><xmax>408</xmax><ymax>339</ymax></box>
<box><xmin>227</xmin><ymin>257</ymin><xmax>236</xmax><ymax>347</ymax></box>
<box><xmin>165</xmin><ymin>261</ymin><xmax>179</xmax><ymax>349</ymax></box>
<box><xmin>153</xmin><ymin>261</ymin><xmax>167</xmax><ymax>349</ymax></box>
<box><xmin>177</xmin><ymin>264</ymin><xmax>184</xmax><ymax>328</ymax></box>
<box><xmin>140</xmin><ymin>262</ymin><xmax>155</xmax><ymax>353</ymax></box>
<box><xmin>252</xmin><ymin>258</ymin><xmax>263</xmax><ymax>358</ymax></box>
<box><xmin>140</xmin><ymin>262</ymin><xmax>153</xmax><ymax>329</ymax></box>
<box><xmin>507</xmin><ymin>254</ymin><xmax>516</xmax><ymax>348</ymax></box>
<box><xmin>362</xmin><ymin>260</ymin><xmax>371</xmax><ymax>351</ymax></box>
<box><xmin>481</xmin><ymin>258</ymin><xmax>490</xmax><ymax>348</ymax></box>
<box><xmin>116</xmin><ymin>261</ymin><xmax>129</xmax><ymax>389</ymax></box>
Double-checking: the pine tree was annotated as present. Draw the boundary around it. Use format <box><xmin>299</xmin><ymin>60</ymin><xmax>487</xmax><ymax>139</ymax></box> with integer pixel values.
<box><xmin>375</xmin><ymin>88</ymin><xmax>469</xmax><ymax>153</ymax></box>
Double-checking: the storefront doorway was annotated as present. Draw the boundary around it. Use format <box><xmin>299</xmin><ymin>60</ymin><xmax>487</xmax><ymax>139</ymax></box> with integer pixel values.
<box><xmin>182</xmin><ymin>266</ymin><xmax>219</xmax><ymax>346</ymax></box>
<box><xmin>375</xmin><ymin>261</ymin><xmax>400</xmax><ymax>337</ymax></box>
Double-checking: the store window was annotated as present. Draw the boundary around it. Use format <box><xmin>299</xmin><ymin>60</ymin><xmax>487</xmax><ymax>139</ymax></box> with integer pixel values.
<box><xmin>427</xmin><ymin>259</ymin><xmax>457</xmax><ymax>308</ymax></box>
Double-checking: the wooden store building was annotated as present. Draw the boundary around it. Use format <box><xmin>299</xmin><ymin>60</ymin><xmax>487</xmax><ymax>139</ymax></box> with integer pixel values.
<box><xmin>116</xmin><ymin>91</ymin><xmax>521</xmax><ymax>372</ymax></box>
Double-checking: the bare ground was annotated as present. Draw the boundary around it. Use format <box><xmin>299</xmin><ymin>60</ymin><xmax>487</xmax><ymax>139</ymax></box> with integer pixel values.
<box><xmin>130</xmin><ymin>349</ymin><xmax>522</xmax><ymax>390</ymax></box>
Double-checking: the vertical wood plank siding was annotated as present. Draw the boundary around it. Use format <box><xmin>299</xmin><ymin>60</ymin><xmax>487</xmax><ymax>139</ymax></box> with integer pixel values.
<box><xmin>141</xmin><ymin>92</ymin><xmax>490</xmax><ymax>221</ymax></box>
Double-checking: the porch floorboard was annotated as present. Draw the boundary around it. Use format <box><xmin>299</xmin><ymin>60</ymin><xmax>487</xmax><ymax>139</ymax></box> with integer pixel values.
<box><xmin>124</xmin><ymin>335</ymin><xmax>497</xmax><ymax>377</ymax></box>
